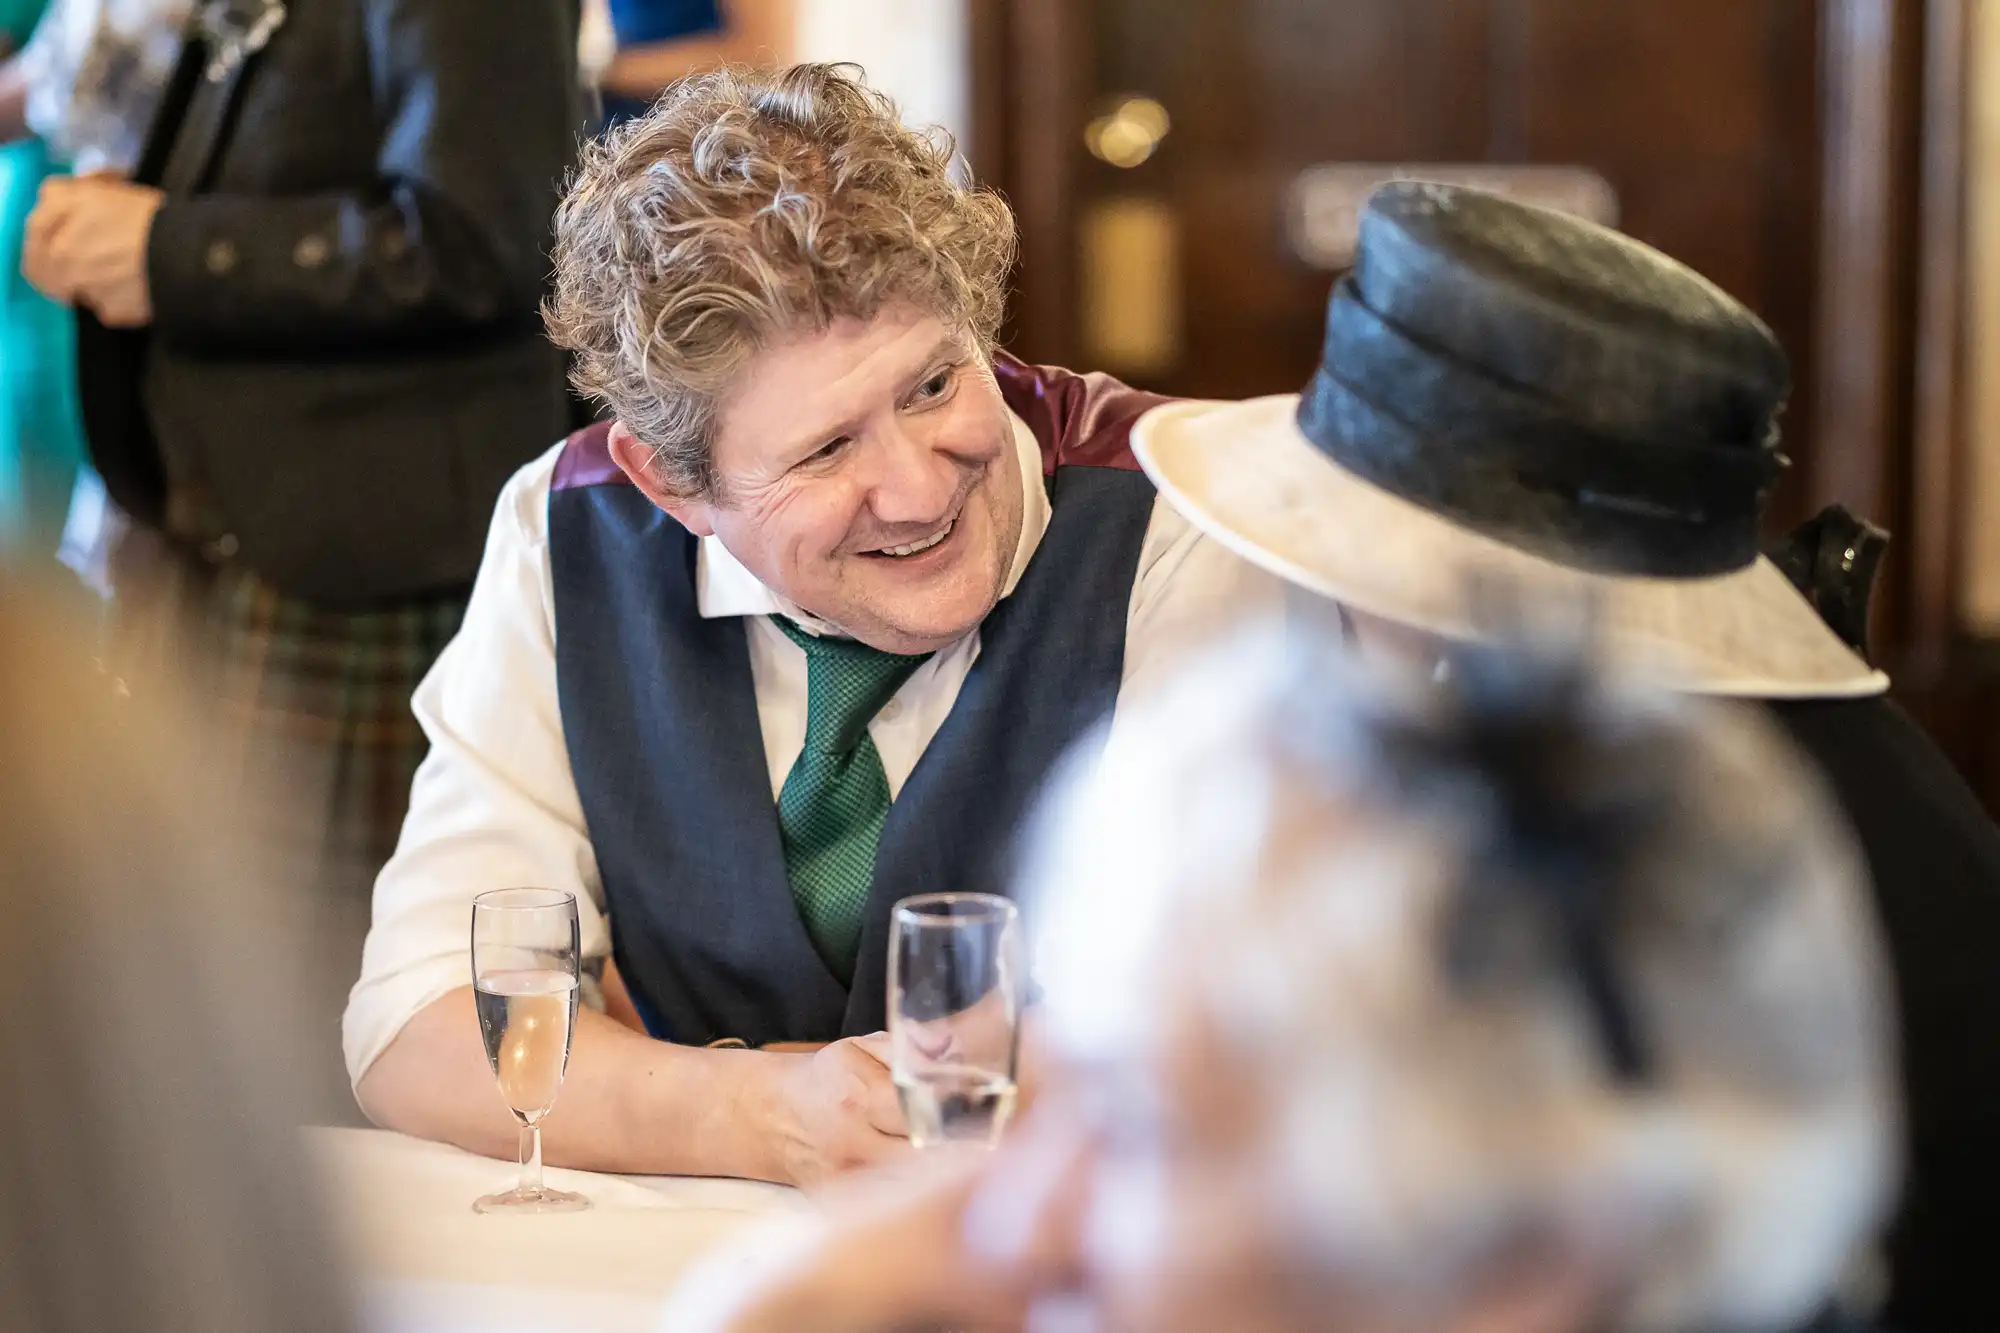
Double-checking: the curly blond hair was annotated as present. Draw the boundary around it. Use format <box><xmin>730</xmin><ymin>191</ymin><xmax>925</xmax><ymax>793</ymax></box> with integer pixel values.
<box><xmin>545</xmin><ymin>63</ymin><xmax>1019</xmax><ymax>500</ymax></box>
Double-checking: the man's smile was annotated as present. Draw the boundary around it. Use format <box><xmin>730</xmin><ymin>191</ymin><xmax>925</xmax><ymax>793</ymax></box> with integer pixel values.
<box><xmin>856</xmin><ymin>486</ymin><xmax>973</xmax><ymax>564</ymax></box>
<box><xmin>869</xmin><ymin>513</ymin><xmax>958</xmax><ymax>559</ymax></box>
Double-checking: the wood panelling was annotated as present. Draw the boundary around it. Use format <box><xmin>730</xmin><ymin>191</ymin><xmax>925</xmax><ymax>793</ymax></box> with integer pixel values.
<box><xmin>990</xmin><ymin>0</ymin><xmax>1827</xmax><ymax>515</ymax></box>
<box><xmin>1814</xmin><ymin>0</ymin><xmax>1925</xmax><ymax>581</ymax></box>
<box><xmin>1963</xmin><ymin>0</ymin><xmax>2000</xmax><ymax>640</ymax></box>
<box><xmin>1907</xmin><ymin>0</ymin><xmax>1968</xmax><ymax>672</ymax></box>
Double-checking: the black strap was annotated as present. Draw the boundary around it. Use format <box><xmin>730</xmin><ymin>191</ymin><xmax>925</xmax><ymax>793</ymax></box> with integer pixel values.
<box><xmin>156</xmin><ymin>0</ymin><xmax>288</xmax><ymax>195</ymax></box>
<box><xmin>156</xmin><ymin>64</ymin><xmax>242</xmax><ymax>196</ymax></box>
<box><xmin>74</xmin><ymin>1</ymin><xmax>286</xmax><ymax>525</ymax></box>
<box><xmin>129</xmin><ymin>32</ymin><xmax>205</xmax><ymax>188</ymax></box>
<box><xmin>69</xmin><ymin>24</ymin><xmax>204</xmax><ymax>523</ymax></box>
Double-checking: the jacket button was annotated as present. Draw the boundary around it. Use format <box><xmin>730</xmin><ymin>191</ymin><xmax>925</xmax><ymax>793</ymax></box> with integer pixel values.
<box><xmin>204</xmin><ymin>239</ymin><xmax>238</xmax><ymax>275</ymax></box>
<box><xmin>293</xmin><ymin>233</ymin><xmax>331</xmax><ymax>269</ymax></box>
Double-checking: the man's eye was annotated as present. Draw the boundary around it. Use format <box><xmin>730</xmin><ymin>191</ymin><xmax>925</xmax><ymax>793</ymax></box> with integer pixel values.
<box><xmin>809</xmin><ymin>436</ymin><xmax>852</xmax><ymax>464</ymax></box>
<box><xmin>914</xmin><ymin>368</ymin><xmax>953</xmax><ymax>400</ymax></box>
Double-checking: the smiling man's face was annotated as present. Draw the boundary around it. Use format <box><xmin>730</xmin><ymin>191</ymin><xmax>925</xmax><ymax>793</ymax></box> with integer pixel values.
<box><xmin>612</xmin><ymin>305</ymin><xmax>1025</xmax><ymax>655</ymax></box>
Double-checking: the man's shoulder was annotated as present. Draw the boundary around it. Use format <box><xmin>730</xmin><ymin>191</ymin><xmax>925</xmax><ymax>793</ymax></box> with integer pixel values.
<box><xmin>473</xmin><ymin>438</ymin><xmax>568</xmax><ymax>564</ymax></box>
<box><xmin>993</xmin><ymin>352</ymin><xmax>1174</xmax><ymax>475</ymax></box>
<box><xmin>550</xmin><ymin>420</ymin><xmax>631</xmax><ymax>493</ymax></box>
<box><xmin>1132</xmin><ymin>490</ymin><xmax>1290</xmax><ymax>603</ymax></box>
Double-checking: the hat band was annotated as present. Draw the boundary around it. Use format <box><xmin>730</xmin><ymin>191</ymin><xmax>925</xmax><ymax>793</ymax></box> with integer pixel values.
<box><xmin>1296</xmin><ymin>281</ymin><xmax>1788</xmax><ymax>579</ymax></box>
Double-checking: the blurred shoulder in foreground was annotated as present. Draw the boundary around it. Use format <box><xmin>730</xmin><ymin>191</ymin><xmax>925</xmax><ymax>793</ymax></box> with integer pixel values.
<box><xmin>0</xmin><ymin>576</ymin><xmax>355</xmax><ymax>1333</ymax></box>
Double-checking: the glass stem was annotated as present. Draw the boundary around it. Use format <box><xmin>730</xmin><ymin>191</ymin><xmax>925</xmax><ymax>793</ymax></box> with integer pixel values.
<box><xmin>519</xmin><ymin>1121</ymin><xmax>543</xmax><ymax>1196</ymax></box>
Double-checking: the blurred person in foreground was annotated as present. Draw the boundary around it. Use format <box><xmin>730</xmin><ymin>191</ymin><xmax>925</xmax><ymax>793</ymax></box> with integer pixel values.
<box><xmin>0</xmin><ymin>580</ymin><xmax>354</xmax><ymax>1333</ymax></box>
<box><xmin>345</xmin><ymin>63</ymin><xmax>1281</xmax><ymax>1185</ymax></box>
<box><xmin>663</xmin><ymin>625</ymin><xmax>1898</xmax><ymax>1333</ymax></box>
<box><xmin>1125</xmin><ymin>183</ymin><xmax>2000</xmax><ymax>1333</ymax></box>
<box><xmin>16</xmin><ymin>0</ymin><xmax>582</xmax><ymax>1093</ymax></box>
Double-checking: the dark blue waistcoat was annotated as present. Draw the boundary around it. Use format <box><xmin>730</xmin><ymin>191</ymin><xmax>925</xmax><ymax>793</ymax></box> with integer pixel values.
<box><xmin>547</xmin><ymin>357</ymin><xmax>1170</xmax><ymax>1045</ymax></box>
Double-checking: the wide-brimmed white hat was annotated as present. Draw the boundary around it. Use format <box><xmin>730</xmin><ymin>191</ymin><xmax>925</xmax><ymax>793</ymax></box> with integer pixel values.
<box><xmin>1134</xmin><ymin>184</ymin><xmax>1887</xmax><ymax>700</ymax></box>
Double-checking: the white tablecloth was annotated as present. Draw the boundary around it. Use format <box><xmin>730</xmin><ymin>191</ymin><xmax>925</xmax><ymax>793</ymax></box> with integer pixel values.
<box><xmin>307</xmin><ymin>1128</ymin><xmax>812</xmax><ymax>1333</ymax></box>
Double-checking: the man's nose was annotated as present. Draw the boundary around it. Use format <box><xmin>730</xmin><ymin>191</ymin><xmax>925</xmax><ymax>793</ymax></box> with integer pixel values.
<box><xmin>863</xmin><ymin>421</ymin><xmax>962</xmax><ymax>528</ymax></box>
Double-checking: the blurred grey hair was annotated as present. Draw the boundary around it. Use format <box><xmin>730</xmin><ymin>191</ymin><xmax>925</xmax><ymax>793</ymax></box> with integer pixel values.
<box><xmin>0</xmin><ymin>587</ymin><xmax>356</xmax><ymax>1333</ymax></box>
<box><xmin>1024</xmin><ymin>623</ymin><xmax>1897</xmax><ymax>1333</ymax></box>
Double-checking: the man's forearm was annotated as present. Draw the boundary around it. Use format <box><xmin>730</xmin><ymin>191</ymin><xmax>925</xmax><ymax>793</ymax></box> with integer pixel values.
<box><xmin>355</xmin><ymin>986</ymin><xmax>789</xmax><ymax>1180</ymax></box>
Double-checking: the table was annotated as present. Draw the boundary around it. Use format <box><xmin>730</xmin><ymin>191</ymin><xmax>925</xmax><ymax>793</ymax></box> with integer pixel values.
<box><xmin>308</xmin><ymin>1128</ymin><xmax>812</xmax><ymax>1333</ymax></box>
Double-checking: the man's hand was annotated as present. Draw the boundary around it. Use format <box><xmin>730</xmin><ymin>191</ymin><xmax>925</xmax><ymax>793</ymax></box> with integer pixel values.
<box><xmin>23</xmin><ymin>176</ymin><xmax>165</xmax><ymax>326</ymax></box>
<box><xmin>760</xmin><ymin>1033</ymin><xmax>909</xmax><ymax>1188</ymax></box>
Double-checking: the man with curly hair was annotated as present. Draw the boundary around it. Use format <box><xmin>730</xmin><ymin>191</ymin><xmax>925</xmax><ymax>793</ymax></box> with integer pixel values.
<box><xmin>343</xmin><ymin>63</ymin><xmax>1283</xmax><ymax>1184</ymax></box>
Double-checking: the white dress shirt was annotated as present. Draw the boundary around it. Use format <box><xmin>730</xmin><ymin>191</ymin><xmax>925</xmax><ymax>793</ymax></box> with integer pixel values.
<box><xmin>343</xmin><ymin>412</ymin><xmax>1286</xmax><ymax>1083</ymax></box>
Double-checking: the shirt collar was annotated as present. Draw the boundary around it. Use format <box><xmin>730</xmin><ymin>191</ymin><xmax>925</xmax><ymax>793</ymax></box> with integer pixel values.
<box><xmin>696</xmin><ymin>408</ymin><xmax>1052</xmax><ymax>631</ymax></box>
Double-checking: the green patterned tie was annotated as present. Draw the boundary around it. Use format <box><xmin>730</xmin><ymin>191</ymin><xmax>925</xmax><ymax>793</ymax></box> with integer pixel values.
<box><xmin>772</xmin><ymin>616</ymin><xmax>933</xmax><ymax>984</ymax></box>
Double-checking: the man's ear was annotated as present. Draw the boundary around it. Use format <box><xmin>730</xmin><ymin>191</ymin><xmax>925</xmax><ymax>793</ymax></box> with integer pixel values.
<box><xmin>607</xmin><ymin>420</ymin><xmax>715</xmax><ymax>537</ymax></box>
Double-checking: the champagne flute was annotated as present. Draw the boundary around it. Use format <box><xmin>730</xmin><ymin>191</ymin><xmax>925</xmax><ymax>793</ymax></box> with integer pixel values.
<box><xmin>471</xmin><ymin>888</ymin><xmax>590</xmax><ymax>1214</ymax></box>
<box><xmin>887</xmin><ymin>893</ymin><xmax>1025</xmax><ymax>1150</ymax></box>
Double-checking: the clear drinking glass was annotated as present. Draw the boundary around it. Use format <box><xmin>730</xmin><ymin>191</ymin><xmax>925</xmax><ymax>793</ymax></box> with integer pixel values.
<box><xmin>470</xmin><ymin>888</ymin><xmax>590</xmax><ymax>1214</ymax></box>
<box><xmin>887</xmin><ymin>893</ymin><xmax>1025</xmax><ymax>1150</ymax></box>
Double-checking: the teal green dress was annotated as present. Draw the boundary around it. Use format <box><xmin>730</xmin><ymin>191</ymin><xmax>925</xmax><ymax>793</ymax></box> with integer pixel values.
<box><xmin>0</xmin><ymin>0</ymin><xmax>86</xmax><ymax>566</ymax></box>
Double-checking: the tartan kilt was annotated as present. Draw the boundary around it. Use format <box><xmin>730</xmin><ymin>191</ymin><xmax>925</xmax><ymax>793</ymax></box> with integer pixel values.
<box><xmin>206</xmin><ymin>564</ymin><xmax>465</xmax><ymax>904</ymax></box>
<box><xmin>110</xmin><ymin>535</ymin><xmax>465</xmax><ymax>914</ymax></box>
<box><xmin>95</xmin><ymin>516</ymin><xmax>463</xmax><ymax>1123</ymax></box>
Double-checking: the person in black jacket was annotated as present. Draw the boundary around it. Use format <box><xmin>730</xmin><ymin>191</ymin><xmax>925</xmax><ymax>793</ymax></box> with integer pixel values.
<box><xmin>1129</xmin><ymin>181</ymin><xmax>2000</xmax><ymax>1333</ymax></box>
<box><xmin>19</xmin><ymin>0</ymin><xmax>582</xmax><ymax>1099</ymax></box>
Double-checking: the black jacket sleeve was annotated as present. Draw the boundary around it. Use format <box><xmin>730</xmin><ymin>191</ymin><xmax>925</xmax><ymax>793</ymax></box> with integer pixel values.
<box><xmin>1771</xmin><ymin>696</ymin><xmax>2000</xmax><ymax>1333</ymax></box>
<box><xmin>146</xmin><ymin>0</ymin><xmax>579</xmax><ymax>354</ymax></box>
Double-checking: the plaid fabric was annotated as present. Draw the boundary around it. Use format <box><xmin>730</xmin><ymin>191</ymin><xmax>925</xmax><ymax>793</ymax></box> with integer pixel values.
<box><xmin>199</xmin><ymin>562</ymin><xmax>466</xmax><ymax>906</ymax></box>
<box><xmin>107</xmin><ymin>532</ymin><xmax>464</xmax><ymax>910</ymax></box>
<box><xmin>96</xmin><ymin>526</ymin><xmax>463</xmax><ymax>1123</ymax></box>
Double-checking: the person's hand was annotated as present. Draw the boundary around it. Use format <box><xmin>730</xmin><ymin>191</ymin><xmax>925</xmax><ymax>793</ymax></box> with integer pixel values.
<box><xmin>760</xmin><ymin>1032</ymin><xmax>909</xmax><ymax>1188</ymax></box>
<box><xmin>22</xmin><ymin>176</ymin><xmax>165</xmax><ymax>326</ymax></box>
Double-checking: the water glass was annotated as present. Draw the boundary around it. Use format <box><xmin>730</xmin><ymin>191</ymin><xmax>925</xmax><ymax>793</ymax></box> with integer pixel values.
<box><xmin>887</xmin><ymin>893</ymin><xmax>1025</xmax><ymax>1150</ymax></box>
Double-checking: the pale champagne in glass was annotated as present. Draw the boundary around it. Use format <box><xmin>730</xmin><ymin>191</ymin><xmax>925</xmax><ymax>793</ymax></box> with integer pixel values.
<box><xmin>470</xmin><ymin>888</ymin><xmax>589</xmax><ymax>1214</ymax></box>
<box><xmin>475</xmin><ymin>967</ymin><xmax>577</xmax><ymax>1118</ymax></box>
